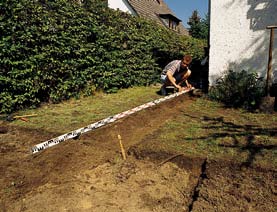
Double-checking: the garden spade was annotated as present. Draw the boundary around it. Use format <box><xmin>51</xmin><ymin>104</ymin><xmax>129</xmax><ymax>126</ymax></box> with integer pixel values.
<box><xmin>260</xmin><ymin>26</ymin><xmax>277</xmax><ymax>112</ymax></box>
<box><xmin>265</xmin><ymin>25</ymin><xmax>277</xmax><ymax>96</ymax></box>
<box><xmin>6</xmin><ymin>114</ymin><xmax>38</xmax><ymax>122</ymax></box>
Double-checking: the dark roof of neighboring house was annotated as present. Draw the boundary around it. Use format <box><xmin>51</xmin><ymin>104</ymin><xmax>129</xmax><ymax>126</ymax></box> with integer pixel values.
<box><xmin>126</xmin><ymin>0</ymin><xmax>188</xmax><ymax>35</ymax></box>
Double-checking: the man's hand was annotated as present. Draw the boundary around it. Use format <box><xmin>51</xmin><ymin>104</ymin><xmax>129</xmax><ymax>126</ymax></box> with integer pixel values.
<box><xmin>185</xmin><ymin>80</ymin><xmax>192</xmax><ymax>89</ymax></box>
<box><xmin>176</xmin><ymin>85</ymin><xmax>183</xmax><ymax>92</ymax></box>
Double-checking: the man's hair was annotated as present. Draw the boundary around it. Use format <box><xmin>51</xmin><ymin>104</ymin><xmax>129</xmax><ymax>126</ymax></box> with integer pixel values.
<box><xmin>182</xmin><ymin>55</ymin><xmax>192</xmax><ymax>64</ymax></box>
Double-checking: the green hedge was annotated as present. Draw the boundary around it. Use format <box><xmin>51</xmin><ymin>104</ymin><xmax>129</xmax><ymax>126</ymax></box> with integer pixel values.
<box><xmin>0</xmin><ymin>0</ymin><xmax>205</xmax><ymax>113</ymax></box>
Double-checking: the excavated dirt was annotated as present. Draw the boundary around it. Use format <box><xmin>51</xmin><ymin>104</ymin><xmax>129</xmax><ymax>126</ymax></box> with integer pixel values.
<box><xmin>0</xmin><ymin>95</ymin><xmax>276</xmax><ymax>212</ymax></box>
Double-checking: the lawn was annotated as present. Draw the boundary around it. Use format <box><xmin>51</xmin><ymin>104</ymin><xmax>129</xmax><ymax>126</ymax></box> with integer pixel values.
<box><xmin>0</xmin><ymin>85</ymin><xmax>276</xmax><ymax>211</ymax></box>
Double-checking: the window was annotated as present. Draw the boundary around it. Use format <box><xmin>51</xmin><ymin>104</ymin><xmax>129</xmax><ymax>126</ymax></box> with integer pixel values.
<box><xmin>168</xmin><ymin>19</ymin><xmax>178</xmax><ymax>30</ymax></box>
<box><xmin>159</xmin><ymin>14</ymin><xmax>180</xmax><ymax>31</ymax></box>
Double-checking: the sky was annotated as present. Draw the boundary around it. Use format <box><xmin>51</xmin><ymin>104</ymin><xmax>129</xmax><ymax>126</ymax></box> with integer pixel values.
<box><xmin>163</xmin><ymin>0</ymin><xmax>209</xmax><ymax>28</ymax></box>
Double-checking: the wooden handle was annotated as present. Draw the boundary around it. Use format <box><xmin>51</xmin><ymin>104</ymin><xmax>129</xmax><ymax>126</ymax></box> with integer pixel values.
<box><xmin>14</xmin><ymin>114</ymin><xmax>37</xmax><ymax>119</ymax></box>
<box><xmin>117</xmin><ymin>134</ymin><xmax>126</xmax><ymax>160</ymax></box>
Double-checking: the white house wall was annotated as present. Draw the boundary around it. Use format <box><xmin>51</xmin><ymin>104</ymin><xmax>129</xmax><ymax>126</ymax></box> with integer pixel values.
<box><xmin>209</xmin><ymin>0</ymin><xmax>277</xmax><ymax>84</ymax></box>
<box><xmin>108</xmin><ymin>0</ymin><xmax>136</xmax><ymax>14</ymax></box>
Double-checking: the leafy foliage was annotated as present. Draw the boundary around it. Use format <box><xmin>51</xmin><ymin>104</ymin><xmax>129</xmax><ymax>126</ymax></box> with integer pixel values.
<box><xmin>208</xmin><ymin>70</ymin><xmax>265</xmax><ymax>110</ymax></box>
<box><xmin>0</xmin><ymin>0</ymin><xmax>205</xmax><ymax>113</ymax></box>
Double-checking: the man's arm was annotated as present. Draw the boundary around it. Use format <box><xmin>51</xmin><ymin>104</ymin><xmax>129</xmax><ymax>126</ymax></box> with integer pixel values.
<box><xmin>166</xmin><ymin>72</ymin><xmax>182</xmax><ymax>91</ymax></box>
<box><xmin>185</xmin><ymin>70</ymin><xmax>192</xmax><ymax>88</ymax></box>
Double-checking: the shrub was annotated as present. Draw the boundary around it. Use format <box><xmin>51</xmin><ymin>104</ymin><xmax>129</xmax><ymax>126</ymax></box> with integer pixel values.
<box><xmin>0</xmin><ymin>0</ymin><xmax>205</xmax><ymax>113</ymax></box>
<box><xmin>208</xmin><ymin>70</ymin><xmax>265</xmax><ymax>110</ymax></box>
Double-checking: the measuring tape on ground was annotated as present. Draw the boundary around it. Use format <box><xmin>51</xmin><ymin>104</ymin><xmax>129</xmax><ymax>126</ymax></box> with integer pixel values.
<box><xmin>31</xmin><ymin>89</ymin><xmax>193</xmax><ymax>154</ymax></box>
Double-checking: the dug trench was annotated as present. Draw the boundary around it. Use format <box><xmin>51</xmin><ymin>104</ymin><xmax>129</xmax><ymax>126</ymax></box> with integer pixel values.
<box><xmin>0</xmin><ymin>94</ymin><xmax>276</xmax><ymax>211</ymax></box>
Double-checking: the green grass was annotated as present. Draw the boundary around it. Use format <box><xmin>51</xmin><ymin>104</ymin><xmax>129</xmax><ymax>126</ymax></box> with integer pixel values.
<box><xmin>8</xmin><ymin>86</ymin><xmax>160</xmax><ymax>133</ymax></box>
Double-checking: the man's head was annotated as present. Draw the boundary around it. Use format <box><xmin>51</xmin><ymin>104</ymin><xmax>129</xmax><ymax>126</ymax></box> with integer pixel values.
<box><xmin>181</xmin><ymin>55</ymin><xmax>192</xmax><ymax>69</ymax></box>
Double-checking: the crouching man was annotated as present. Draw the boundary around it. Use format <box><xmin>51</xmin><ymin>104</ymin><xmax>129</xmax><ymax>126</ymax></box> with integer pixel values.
<box><xmin>160</xmin><ymin>55</ymin><xmax>193</xmax><ymax>95</ymax></box>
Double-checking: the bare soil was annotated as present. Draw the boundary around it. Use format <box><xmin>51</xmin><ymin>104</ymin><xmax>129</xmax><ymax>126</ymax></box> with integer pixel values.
<box><xmin>0</xmin><ymin>95</ymin><xmax>276</xmax><ymax>212</ymax></box>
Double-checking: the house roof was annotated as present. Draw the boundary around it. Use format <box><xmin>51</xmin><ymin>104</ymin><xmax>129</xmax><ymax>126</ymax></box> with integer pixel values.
<box><xmin>126</xmin><ymin>0</ymin><xmax>188</xmax><ymax>35</ymax></box>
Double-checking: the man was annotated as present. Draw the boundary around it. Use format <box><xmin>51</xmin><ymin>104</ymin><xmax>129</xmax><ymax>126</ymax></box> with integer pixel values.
<box><xmin>160</xmin><ymin>55</ymin><xmax>193</xmax><ymax>95</ymax></box>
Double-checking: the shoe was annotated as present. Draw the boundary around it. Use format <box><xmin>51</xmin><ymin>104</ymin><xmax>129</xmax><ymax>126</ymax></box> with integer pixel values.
<box><xmin>160</xmin><ymin>86</ymin><xmax>167</xmax><ymax>96</ymax></box>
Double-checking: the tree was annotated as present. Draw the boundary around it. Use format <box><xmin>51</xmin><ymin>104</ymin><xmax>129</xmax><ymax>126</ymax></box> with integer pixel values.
<box><xmin>188</xmin><ymin>10</ymin><xmax>201</xmax><ymax>26</ymax></box>
<box><xmin>187</xmin><ymin>10</ymin><xmax>209</xmax><ymax>40</ymax></box>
